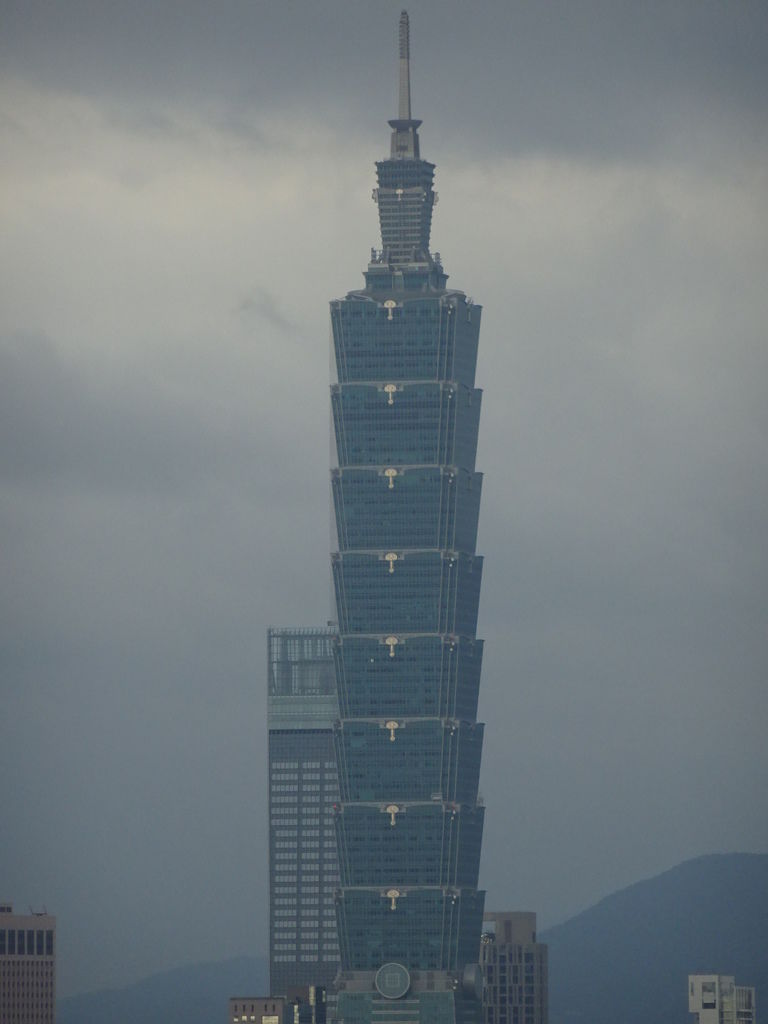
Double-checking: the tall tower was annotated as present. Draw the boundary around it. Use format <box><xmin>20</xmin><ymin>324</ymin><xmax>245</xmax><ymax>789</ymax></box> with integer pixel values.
<box><xmin>267</xmin><ymin>627</ymin><xmax>340</xmax><ymax>997</ymax></box>
<box><xmin>330</xmin><ymin>13</ymin><xmax>486</xmax><ymax>1024</ymax></box>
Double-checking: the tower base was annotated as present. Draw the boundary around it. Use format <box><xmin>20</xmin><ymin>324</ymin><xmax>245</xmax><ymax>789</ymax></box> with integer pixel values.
<box><xmin>335</xmin><ymin>970</ymin><xmax>482</xmax><ymax>1024</ymax></box>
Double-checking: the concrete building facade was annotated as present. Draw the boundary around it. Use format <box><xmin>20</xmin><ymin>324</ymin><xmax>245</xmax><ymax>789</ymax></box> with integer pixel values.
<box><xmin>0</xmin><ymin>903</ymin><xmax>56</xmax><ymax>1024</ymax></box>
<box><xmin>479</xmin><ymin>913</ymin><xmax>547</xmax><ymax>1024</ymax></box>
<box><xmin>267</xmin><ymin>627</ymin><xmax>340</xmax><ymax>997</ymax></box>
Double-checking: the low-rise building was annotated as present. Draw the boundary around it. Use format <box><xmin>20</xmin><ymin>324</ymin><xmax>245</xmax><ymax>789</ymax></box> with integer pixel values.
<box><xmin>229</xmin><ymin>987</ymin><xmax>326</xmax><ymax>1024</ymax></box>
<box><xmin>229</xmin><ymin>995</ymin><xmax>287</xmax><ymax>1024</ymax></box>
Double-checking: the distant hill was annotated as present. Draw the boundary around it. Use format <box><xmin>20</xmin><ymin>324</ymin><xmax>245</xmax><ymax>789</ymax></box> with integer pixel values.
<box><xmin>58</xmin><ymin>854</ymin><xmax>767</xmax><ymax>1024</ymax></box>
<box><xmin>58</xmin><ymin>954</ymin><xmax>268</xmax><ymax>1024</ymax></box>
<box><xmin>541</xmin><ymin>852</ymin><xmax>768</xmax><ymax>1024</ymax></box>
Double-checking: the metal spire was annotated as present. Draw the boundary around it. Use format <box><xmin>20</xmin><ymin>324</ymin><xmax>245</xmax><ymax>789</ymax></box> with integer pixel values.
<box><xmin>387</xmin><ymin>10</ymin><xmax>421</xmax><ymax>157</ymax></box>
<box><xmin>398</xmin><ymin>10</ymin><xmax>412</xmax><ymax>121</ymax></box>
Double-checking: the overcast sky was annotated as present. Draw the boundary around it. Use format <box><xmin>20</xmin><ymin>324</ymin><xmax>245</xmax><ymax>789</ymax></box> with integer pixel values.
<box><xmin>1</xmin><ymin>0</ymin><xmax>767</xmax><ymax>999</ymax></box>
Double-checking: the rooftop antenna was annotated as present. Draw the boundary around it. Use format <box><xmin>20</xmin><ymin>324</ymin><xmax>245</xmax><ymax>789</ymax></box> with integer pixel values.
<box><xmin>387</xmin><ymin>11</ymin><xmax>421</xmax><ymax>159</ymax></box>
<box><xmin>398</xmin><ymin>11</ymin><xmax>412</xmax><ymax>120</ymax></box>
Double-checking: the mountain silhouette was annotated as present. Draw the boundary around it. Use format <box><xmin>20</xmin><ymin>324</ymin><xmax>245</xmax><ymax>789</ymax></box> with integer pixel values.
<box><xmin>542</xmin><ymin>852</ymin><xmax>767</xmax><ymax>1024</ymax></box>
<box><xmin>58</xmin><ymin>954</ymin><xmax>268</xmax><ymax>1024</ymax></box>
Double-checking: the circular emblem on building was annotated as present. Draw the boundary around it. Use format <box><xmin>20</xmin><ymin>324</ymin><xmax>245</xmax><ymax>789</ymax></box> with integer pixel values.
<box><xmin>375</xmin><ymin>962</ymin><xmax>411</xmax><ymax>1000</ymax></box>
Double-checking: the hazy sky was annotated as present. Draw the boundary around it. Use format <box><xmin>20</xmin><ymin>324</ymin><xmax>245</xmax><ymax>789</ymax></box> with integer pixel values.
<box><xmin>1</xmin><ymin>0</ymin><xmax>767</xmax><ymax>999</ymax></box>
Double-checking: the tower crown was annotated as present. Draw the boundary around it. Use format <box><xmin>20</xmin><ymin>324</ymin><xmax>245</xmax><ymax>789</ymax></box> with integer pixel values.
<box><xmin>374</xmin><ymin>10</ymin><xmax>437</xmax><ymax>270</ymax></box>
<box><xmin>387</xmin><ymin>11</ymin><xmax>422</xmax><ymax>159</ymax></box>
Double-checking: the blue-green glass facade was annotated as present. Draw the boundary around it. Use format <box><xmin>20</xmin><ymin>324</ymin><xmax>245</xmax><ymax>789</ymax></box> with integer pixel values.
<box><xmin>332</xmin><ymin>14</ymin><xmax>486</xmax><ymax>1024</ymax></box>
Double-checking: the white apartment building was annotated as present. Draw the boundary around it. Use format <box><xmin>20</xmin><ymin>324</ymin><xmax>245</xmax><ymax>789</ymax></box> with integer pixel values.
<box><xmin>689</xmin><ymin>973</ymin><xmax>756</xmax><ymax>1024</ymax></box>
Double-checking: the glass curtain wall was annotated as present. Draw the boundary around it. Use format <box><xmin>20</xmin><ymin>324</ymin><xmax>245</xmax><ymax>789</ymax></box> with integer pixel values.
<box><xmin>330</xmin><ymin>14</ymin><xmax>486</xmax><ymax>1024</ymax></box>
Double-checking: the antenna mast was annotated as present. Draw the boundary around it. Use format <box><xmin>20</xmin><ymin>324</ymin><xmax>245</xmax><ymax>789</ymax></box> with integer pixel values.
<box><xmin>398</xmin><ymin>11</ymin><xmax>412</xmax><ymax>120</ymax></box>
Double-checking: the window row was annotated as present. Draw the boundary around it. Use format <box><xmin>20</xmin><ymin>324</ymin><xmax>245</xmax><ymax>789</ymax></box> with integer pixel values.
<box><xmin>0</xmin><ymin>931</ymin><xmax>54</xmax><ymax>956</ymax></box>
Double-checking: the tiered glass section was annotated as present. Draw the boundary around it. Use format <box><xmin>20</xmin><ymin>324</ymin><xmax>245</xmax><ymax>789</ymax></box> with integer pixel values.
<box><xmin>331</xmin><ymin>14</ymin><xmax>486</xmax><ymax>1024</ymax></box>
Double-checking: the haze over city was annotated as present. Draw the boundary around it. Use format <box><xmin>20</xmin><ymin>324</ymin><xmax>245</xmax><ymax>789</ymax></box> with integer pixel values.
<box><xmin>1</xmin><ymin>0</ymin><xmax>766</xmax><ymax>1001</ymax></box>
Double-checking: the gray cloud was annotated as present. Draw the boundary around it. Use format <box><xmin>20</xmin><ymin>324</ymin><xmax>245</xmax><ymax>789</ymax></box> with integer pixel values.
<box><xmin>237</xmin><ymin>286</ymin><xmax>296</xmax><ymax>334</ymax></box>
<box><xmin>1</xmin><ymin>0</ymin><xmax>766</xmax><ymax>158</ymax></box>
<box><xmin>0</xmin><ymin>332</ymin><xmax>247</xmax><ymax>493</ymax></box>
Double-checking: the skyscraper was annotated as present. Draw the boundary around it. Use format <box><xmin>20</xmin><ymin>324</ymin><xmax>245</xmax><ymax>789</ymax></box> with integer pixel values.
<box><xmin>267</xmin><ymin>627</ymin><xmax>340</xmax><ymax>996</ymax></box>
<box><xmin>330</xmin><ymin>13</ymin><xmax>486</xmax><ymax>1023</ymax></box>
